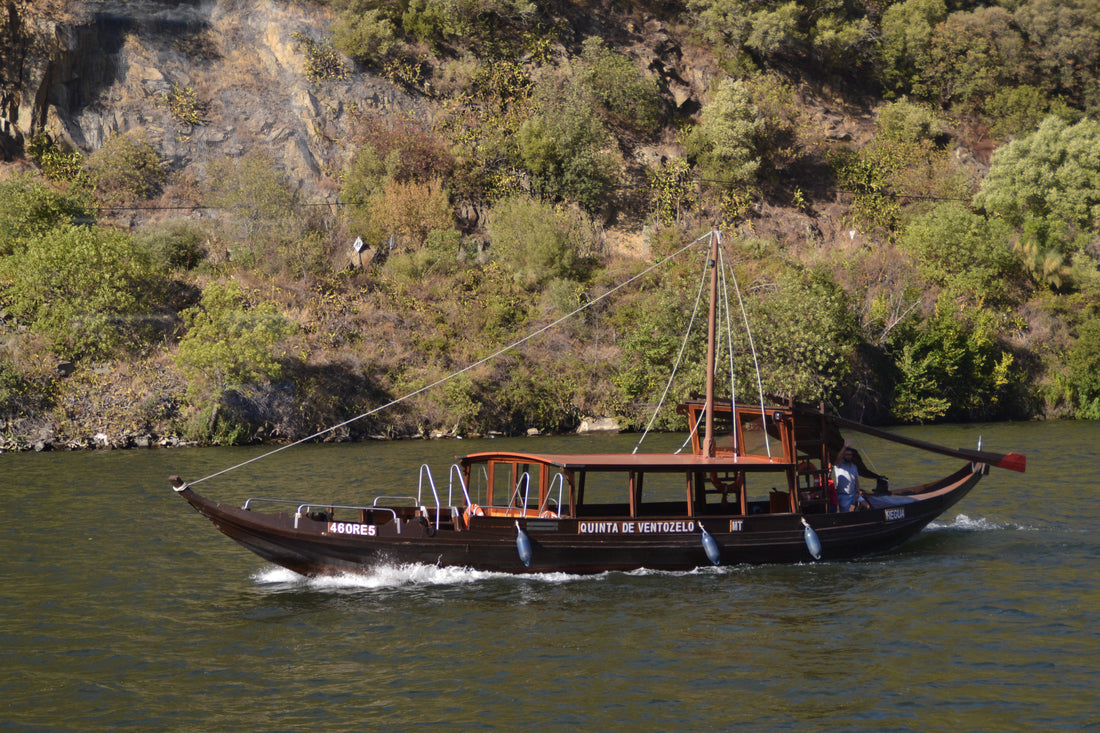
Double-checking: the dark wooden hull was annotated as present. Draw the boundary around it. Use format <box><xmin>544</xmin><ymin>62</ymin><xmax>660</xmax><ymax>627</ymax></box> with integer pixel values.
<box><xmin>175</xmin><ymin>464</ymin><xmax>985</xmax><ymax>575</ymax></box>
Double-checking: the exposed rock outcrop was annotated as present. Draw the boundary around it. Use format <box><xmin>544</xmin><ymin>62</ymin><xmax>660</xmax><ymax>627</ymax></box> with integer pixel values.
<box><xmin>2</xmin><ymin>0</ymin><xmax>426</xmax><ymax>194</ymax></box>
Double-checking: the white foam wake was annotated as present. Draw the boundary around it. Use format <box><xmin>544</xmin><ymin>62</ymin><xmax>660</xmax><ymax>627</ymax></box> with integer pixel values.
<box><xmin>927</xmin><ymin>513</ymin><xmax>1035</xmax><ymax>532</ymax></box>
<box><xmin>251</xmin><ymin>563</ymin><xmax>588</xmax><ymax>590</ymax></box>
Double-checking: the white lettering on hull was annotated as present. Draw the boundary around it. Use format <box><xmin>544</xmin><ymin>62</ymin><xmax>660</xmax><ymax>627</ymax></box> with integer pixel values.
<box><xmin>327</xmin><ymin>522</ymin><xmax>377</xmax><ymax>537</ymax></box>
<box><xmin>578</xmin><ymin>520</ymin><xmax>696</xmax><ymax>534</ymax></box>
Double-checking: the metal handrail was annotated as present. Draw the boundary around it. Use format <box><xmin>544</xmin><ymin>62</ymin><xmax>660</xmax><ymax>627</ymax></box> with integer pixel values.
<box><xmin>506</xmin><ymin>472</ymin><xmax>531</xmax><ymax>517</ymax></box>
<box><xmin>417</xmin><ymin>464</ymin><xmax>443</xmax><ymax>530</ymax></box>
<box><xmin>538</xmin><ymin>472</ymin><xmax>566</xmax><ymax>516</ymax></box>
<box><xmin>372</xmin><ymin>495</ymin><xmax>418</xmax><ymax>506</ymax></box>
<box><xmin>450</xmin><ymin>463</ymin><xmax>469</xmax><ymax>507</ymax></box>
<box><xmin>291</xmin><ymin>502</ymin><xmax>400</xmax><ymax>532</ymax></box>
<box><xmin>242</xmin><ymin>497</ymin><xmax>312</xmax><ymax>510</ymax></box>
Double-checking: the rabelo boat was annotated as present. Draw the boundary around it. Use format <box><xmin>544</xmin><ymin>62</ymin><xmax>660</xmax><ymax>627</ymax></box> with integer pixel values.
<box><xmin>171</xmin><ymin>233</ymin><xmax>1025</xmax><ymax>575</ymax></box>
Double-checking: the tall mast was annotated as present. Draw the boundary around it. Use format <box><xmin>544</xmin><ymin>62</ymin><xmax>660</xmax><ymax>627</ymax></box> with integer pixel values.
<box><xmin>702</xmin><ymin>230</ymin><xmax>719</xmax><ymax>457</ymax></box>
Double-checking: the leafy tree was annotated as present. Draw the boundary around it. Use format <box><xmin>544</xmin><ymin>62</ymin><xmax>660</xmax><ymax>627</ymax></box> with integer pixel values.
<box><xmin>1067</xmin><ymin>315</ymin><xmax>1100</xmax><ymax>418</ymax></box>
<box><xmin>360</xmin><ymin>177</ymin><xmax>454</xmax><ymax>251</ymax></box>
<box><xmin>919</xmin><ymin>7</ymin><xmax>1029</xmax><ymax>112</ymax></box>
<box><xmin>85</xmin><ymin>130</ymin><xmax>167</xmax><ymax>205</ymax></box>
<box><xmin>516</xmin><ymin>76</ymin><xmax>616</xmax><ymax>210</ymax></box>
<box><xmin>973</xmin><ymin>115</ymin><xmax>1100</xmax><ymax>259</ymax></box>
<box><xmin>887</xmin><ymin>298</ymin><xmax>1016</xmax><ymax>422</ymax></box>
<box><xmin>577</xmin><ymin>38</ymin><xmax>662</xmax><ymax>137</ymax></box>
<box><xmin>900</xmin><ymin>203</ymin><xmax>1019</xmax><ymax>306</ymax></box>
<box><xmin>740</xmin><ymin>271</ymin><xmax>859</xmax><ymax>405</ymax></box>
<box><xmin>204</xmin><ymin>151</ymin><xmax>303</xmax><ymax>270</ymax></box>
<box><xmin>878</xmin><ymin>0</ymin><xmax>947</xmax><ymax>95</ymax></box>
<box><xmin>175</xmin><ymin>280</ymin><xmax>297</xmax><ymax>398</ymax></box>
<box><xmin>683</xmin><ymin>78</ymin><xmax>765</xmax><ymax>189</ymax></box>
<box><xmin>0</xmin><ymin>173</ymin><xmax>90</xmax><ymax>254</ymax></box>
<box><xmin>1013</xmin><ymin>0</ymin><xmax>1100</xmax><ymax>108</ymax></box>
<box><xmin>0</xmin><ymin>224</ymin><xmax>161</xmax><ymax>359</ymax></box>
<box><xmin>486</xmin><ymin>196</ymin><xmax>599</xmax><ymax>290</ymax></box>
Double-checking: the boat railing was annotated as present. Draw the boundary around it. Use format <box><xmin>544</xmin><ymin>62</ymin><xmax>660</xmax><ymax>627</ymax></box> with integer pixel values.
<box><xmin>242</xmin><ymin>497</ymin><xmax>311</xmax><ymax>511</ymax></box>
<box><xmin>538</xmin><ymin>472</ymin><xmax>566</xmax><ymax>516</ymax></box>
<box><xmin>416</xmin><ymin>464</ymin><xmax>445</xmax><ymax>530</ymax></box>
<box><xmin>504</xmin><ymin>472</ymin><xmax>531</xmax><ymax>517</ymax></box>
<box><xmin>451</xmin><ymin>463</ymin><xmax>472</xmax><ymax>507</ymax></box>
<box><xmin>291</xmin><ymin>502</ymin><xmax>401</xmax><ymax>532</ymax></box>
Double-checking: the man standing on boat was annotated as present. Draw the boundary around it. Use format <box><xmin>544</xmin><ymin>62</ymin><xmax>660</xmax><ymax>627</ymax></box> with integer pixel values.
<box><xmin>834</xmin><ymin>444</ymin><xmax>861</xmax><ymax>512</ymax></box>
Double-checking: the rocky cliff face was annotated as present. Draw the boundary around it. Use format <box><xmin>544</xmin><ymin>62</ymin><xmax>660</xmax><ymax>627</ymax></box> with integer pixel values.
<box><xmin>2</xmin><ymin>0</ymin><xmax>424</xmax><ymax>194</ymax></box>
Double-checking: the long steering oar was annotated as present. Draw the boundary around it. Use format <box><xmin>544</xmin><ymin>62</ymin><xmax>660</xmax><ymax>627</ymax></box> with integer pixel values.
<box><xmin>810</xmin><ymin>411</ymin><xmax>1027</xmax><ymax>473</ymax></box>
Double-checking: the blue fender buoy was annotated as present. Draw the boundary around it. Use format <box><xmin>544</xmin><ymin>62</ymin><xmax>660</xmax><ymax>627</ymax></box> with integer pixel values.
<box><xmin>700</xmin><ymin>524</ymin><xmax>721</xmax><ymax>566</ymax></box>
<box><xmin>801</xmin><ymin>517</ymin><xmax>822</xmax><ymax>560</ymax></box>
<box><xmin>515</xmin><ymin>521</ymin><xmax>533</xmax><ymax>567</ymax></box>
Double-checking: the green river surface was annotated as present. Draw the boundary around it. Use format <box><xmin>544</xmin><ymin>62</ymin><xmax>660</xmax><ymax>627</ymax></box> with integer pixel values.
<box><xmin>3</xmin><ymin>420</ymin><xmax>1098</xmax><ymax>731</ymax></box>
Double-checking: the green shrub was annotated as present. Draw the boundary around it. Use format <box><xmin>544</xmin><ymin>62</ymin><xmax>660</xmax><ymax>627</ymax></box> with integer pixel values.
<box><xmin>878</xmin><ymin>0</ymin><xmax>948</xmax><ymax>95</ymax></box>
<box><xmin>27</xmin><ymin>133</ymin><xmax>87</xmax><ymax>186</ymax></box>
<box><xmin>1067</xmin><ymin>316</ymin><xmax>1100</xmax><ymax>418</ymax></box>
<box><xmin>486</xmin><ymin>196</ymin><xmax>600</xmax><ymax>290</ymax></box>
<box><xmin>516</xmin><ymin>76</ymin><xmax>616</xmax><ymax>210</ymax></box>
<box><xmin>740</xmin><ymin>271</ymin><xmax>859</xmax><ymax>405</ymax></box>
<box><xmin>0</xmin><ymin>224</ymin><xmax>162</xmax><ymax>359</ymax></box>
<box><xmin>578</xmin><ymin>37</ymin><xmax>662</xmax><ymax>137</ymax></box>
<box><xmin>974</xmin><ymin>115</ymin><xmax>1100</xmax><ymax>238</ymax></box>
<box><xmin>899</xmin><ymin>203</ymin><xmax>1019</xmax><ymax>306</ymax></box>
<box><xmin>86</xmin><ymin>131</ymin><xmax>167</xmax><ymax>205</ymax></box>
<box><xmin>204</xmin><ymin>151</ymin><xmax>302</xmax><ymax>270</ymax></box>
<box><xmin>683</xmin><ymin>78</ymin><xmax>764</xmax><ymax>189</ymax></box>
<box><xmin>291</xmin><ymin>32</ymin><xmax>350</xmax><ymax>82</ymax></box>
<box><xmin>132</xmin><ymin>219</ymin><xmax>208</xmax><ymax>272</ymax></box>
<box><xmin>175</xmin><ymin>281</ymin><xmax>297</xmax><ymax>398</ymax></box>
<box><xmin>0</xmin><ymin>173</ymin><xmax>91</xmax><ymax>254</ymax></box>
<box><xmin>332</xmin><ymin>6</ymin><xmax>397</xmax><ymax>66</ymax></box>
<box><xmin>887</xmin><ymin>298</ymin><xmax>1016</xmax><ymax>422</ymax></box>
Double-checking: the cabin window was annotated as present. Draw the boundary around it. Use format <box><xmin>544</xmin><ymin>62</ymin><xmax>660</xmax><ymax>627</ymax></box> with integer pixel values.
<box><xmin>634</xmin><ymin>472</ymin><xmax>690</xmax><ymax>517</ymax></box>
<box><xmin>738</xmin><ymin>411</ymin><xmax>778</xmax><ymax>458</ymax></box>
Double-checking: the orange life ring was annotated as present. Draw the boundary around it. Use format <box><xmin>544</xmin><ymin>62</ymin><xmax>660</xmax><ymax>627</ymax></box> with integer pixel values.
<box><xmin>465</xmin><ymin>503</ymin><xmax>484</xmax><ymax>517</ymax></box>
<box><xmin>539</xmin><ymin>509</ymin><xmax>558</xmax><ymax>519</ymax></box>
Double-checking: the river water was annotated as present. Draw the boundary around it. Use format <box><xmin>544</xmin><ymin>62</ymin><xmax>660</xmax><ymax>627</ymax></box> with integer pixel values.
<box><xmin>3</xmin><ymin>421</ymin><xmax>1098</xmax><ymax>731</ymax></box>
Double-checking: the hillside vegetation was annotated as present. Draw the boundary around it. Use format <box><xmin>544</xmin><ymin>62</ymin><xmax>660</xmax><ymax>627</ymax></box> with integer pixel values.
<box><xmin>2</xmin><ymin>0</ymin><xmax>1100</xmax><ymax>449</ymax></box>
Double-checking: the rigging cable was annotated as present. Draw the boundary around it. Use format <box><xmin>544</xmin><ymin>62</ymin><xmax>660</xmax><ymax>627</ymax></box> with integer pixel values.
<box><xmin>724</xmin><ymin>239</ymin><xmax>772</xmax><ymax>458</ymax></box>
<box><xmin>632</xmin><ymin>238</ymin><xmax>712</xmax><ymax>455</ymax></box>
<box><xmin>188</xmin><ymin>229</ymin><xmax>717</xmax><ymax>487</ymax></box>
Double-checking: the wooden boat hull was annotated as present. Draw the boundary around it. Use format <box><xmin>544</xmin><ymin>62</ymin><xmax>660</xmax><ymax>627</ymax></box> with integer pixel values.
<box><xmin>175</xmin><ymin>463</ymin><xmax>985</xmax><ymax>575</ymax></box>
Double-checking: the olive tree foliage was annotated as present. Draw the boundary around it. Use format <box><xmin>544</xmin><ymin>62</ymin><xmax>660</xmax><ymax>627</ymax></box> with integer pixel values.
<box><xmin>0</xmin><ymin>225</ymin><xmax>162</xmax><ymax>360</ymax></box>
<box><xmin>683</xmin><ymin>78</ymin><xmax>765</xmax><ymax>189</ymax></box>
<box><xmin>973</xmin><ymin>115</ymin><xmax>1100</xmax><ymax>287</ymax></box>
<box><xmin>175</xmin><ymin>280</ymin><xmax>297</xmax><ymax>398</ymax></box>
